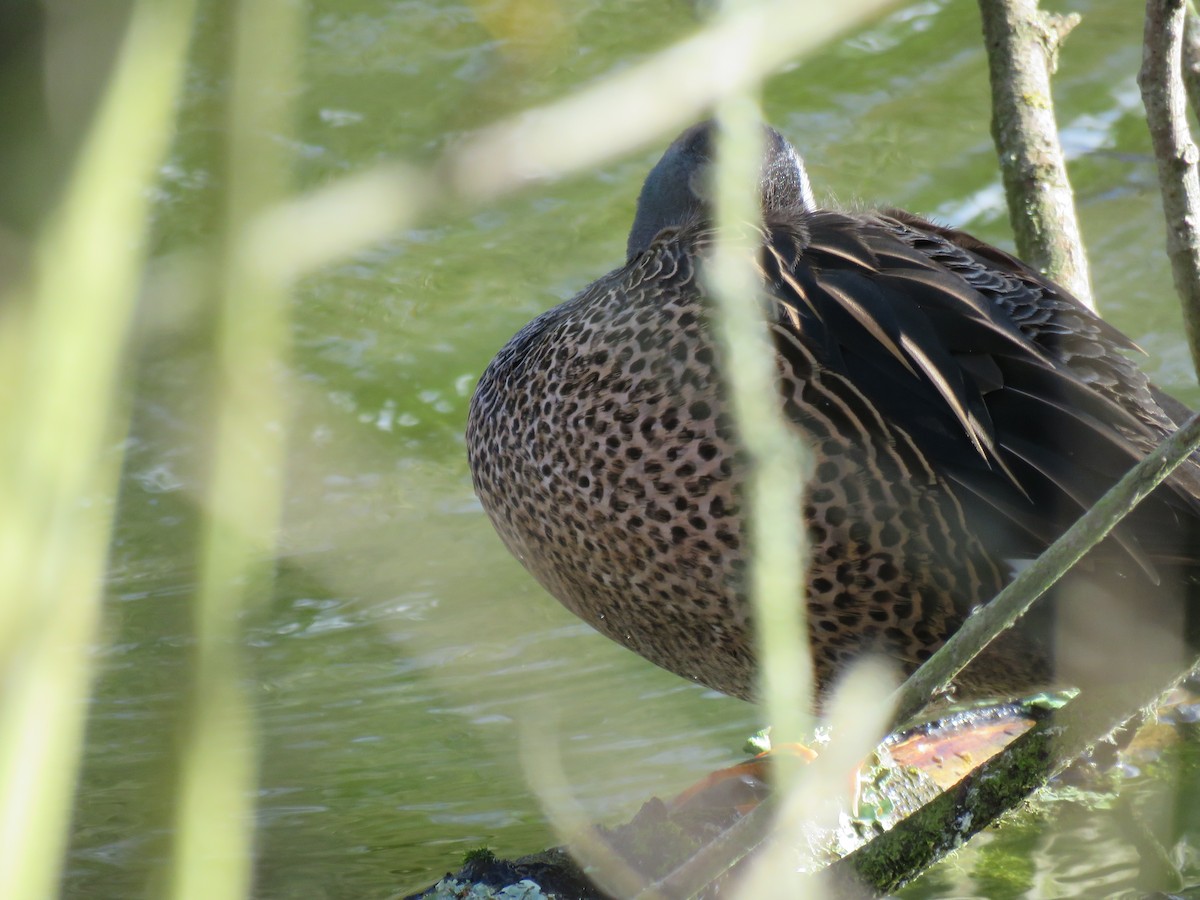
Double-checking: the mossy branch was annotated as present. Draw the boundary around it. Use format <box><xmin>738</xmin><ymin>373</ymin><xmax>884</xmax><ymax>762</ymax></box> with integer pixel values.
<box><xmin>1140</xmin><ymin>0</ymin><xmax>1200</xmax><ymax>379</ymax></box>
<box><xmin>823</xmin><ymin>670</ymin><xmax>1192</xmax><ymax>895</ymax></box>
<box><xmin>977</xmin><ymin>0</ymin><xmax>1093</xmax><ymax>307</ymax></box>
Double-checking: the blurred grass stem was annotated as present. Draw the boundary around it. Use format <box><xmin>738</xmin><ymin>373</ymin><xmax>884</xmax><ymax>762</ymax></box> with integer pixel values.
<box><xmin>519</xmin><ymin>714</ymin><xmax>660</xmax><ymax>899</ymax></box>
<box><xmin>0</xmin><ymin>1</ymin><xmax>197</xmax><ymax>897</ymax></box>
<box><xmin>704</xmin><ymin>2</ymin><xmax>816</xmax><ymax>893</ymax></box>
<box><xmin>737</xmin><ymin>660</ymin><xmax>895</xmax><ymax>897</ymax></box>
<box><xmin>443</xmin><ymin>0</ymin><xmax>897</xmax><ymax>201</ymax></box>
<box><xmin>708</xmin><ymin>98</ymin><xmax>813</xmax><ymax>768</ymax></box>
<box><xmin>249</xmin><ymin>163</ymin><xmax>430</xmax><ymax>284</ymax></box>
<box><xmin>168</xmin><ymin>1</ymin><xmax>299</xmax><ymax>897</ymax></box>
<box><xmin>253</xmin><ymin>2</ymin><xmax>900</xmax><ymax>269</ymax></box>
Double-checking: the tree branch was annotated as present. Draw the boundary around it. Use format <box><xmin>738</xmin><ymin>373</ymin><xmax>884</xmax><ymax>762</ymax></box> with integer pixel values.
<box><xmin>978</xmin><ymin>0</ymin><xmax>1093</xmax><ymax>307</ymax></box>
<box><xmin>1140</xmin><ymin>0</ymin><xmax>1200</xmax><ymax>378</ymax></box>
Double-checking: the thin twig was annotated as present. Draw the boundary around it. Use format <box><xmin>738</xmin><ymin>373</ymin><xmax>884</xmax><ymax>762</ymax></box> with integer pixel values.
<box><xmin>890</xmin><ymin>410</ymin><xmax>1200</xmax><ymax>729</ymax></box>
<box><xmin>978</xmin><ymin>0</ymin><xmax>1093</xmax><ymax>307</ymax></box>
<box><xmin>1140</xmin><ymin>0</ymin><xmax>1200</xmax><ymax>377</ymax></box>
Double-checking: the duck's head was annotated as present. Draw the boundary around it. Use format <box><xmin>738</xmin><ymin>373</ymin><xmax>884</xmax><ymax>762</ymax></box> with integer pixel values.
<box><xmin>625</xmin><ymin>120</ymin><xmax>815</xmax><ymax>260</ymax></box>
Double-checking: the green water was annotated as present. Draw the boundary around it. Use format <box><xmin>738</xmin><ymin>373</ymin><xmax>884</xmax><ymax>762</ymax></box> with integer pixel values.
<box><xmin>69</xmin><ymin>1</ymin><xmax>1200</xmax><ymax>897</ymax></box>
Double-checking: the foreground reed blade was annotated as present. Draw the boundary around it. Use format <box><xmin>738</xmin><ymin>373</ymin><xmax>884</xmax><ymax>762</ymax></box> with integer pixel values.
<box><xmin>0</xmin><ymin>2</ymin><xmax>199</xmax><ymax>898</ymax></box>
<box><xmin>167</xmin><ymin>1</ymin><xmax>301</xmax><ymax>899</ymax></box>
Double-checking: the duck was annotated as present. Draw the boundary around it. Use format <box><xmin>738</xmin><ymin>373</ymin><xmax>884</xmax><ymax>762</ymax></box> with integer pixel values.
<box><xmin>466</xmin><ymin>121</ymin><xmax>1200</xmax><ymax>710</ymax></box>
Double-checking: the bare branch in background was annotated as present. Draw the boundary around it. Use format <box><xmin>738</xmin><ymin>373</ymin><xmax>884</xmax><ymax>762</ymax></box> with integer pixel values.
<box><xmin>1141</xmin><ymin>0</ymin><xmax>1200</xmax><ymax>378</ymax></box>
<box><xmin>1182</xmin><ymin>2</ymin><xmax>1200</xmax><ymax>121</ymax></box>
<box><xmin>978</xmin><ymin>0</ymin><xmax>1093</xmax><ymax>308</ymax></box>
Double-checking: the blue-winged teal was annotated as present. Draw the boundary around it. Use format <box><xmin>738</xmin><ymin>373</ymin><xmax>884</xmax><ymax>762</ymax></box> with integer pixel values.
<box><xmin>466</xmin><ymin>122</ymin><xmax>1200</xmax><ymax>707</ymax></box>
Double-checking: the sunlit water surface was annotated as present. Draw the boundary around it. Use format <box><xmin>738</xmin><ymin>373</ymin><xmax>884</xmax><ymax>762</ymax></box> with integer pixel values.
<box><xmin>69</xmin><ymin>1</ymin><xmax>1200</xmax><ymax>897</ymax></box>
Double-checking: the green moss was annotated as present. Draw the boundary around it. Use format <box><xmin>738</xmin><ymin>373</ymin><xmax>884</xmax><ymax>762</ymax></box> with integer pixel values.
<box><xmin>613</xmin><ymin>815</ymin><xmax>702</xmax><ymax>880</ymax></box>
<box><xmin>462</xmin><ymin>846</ymin><xmax>496</xmax><ymax>866</ymax></box>
<box><xmin>852</xmin><ymin>791</ymin><xmax>961</xmax><ymax>891</ymax></box>
<box><xmin>743</xmin><ymin>727</ymin><xmax>772</xmax><ymax>755</ymax></box>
